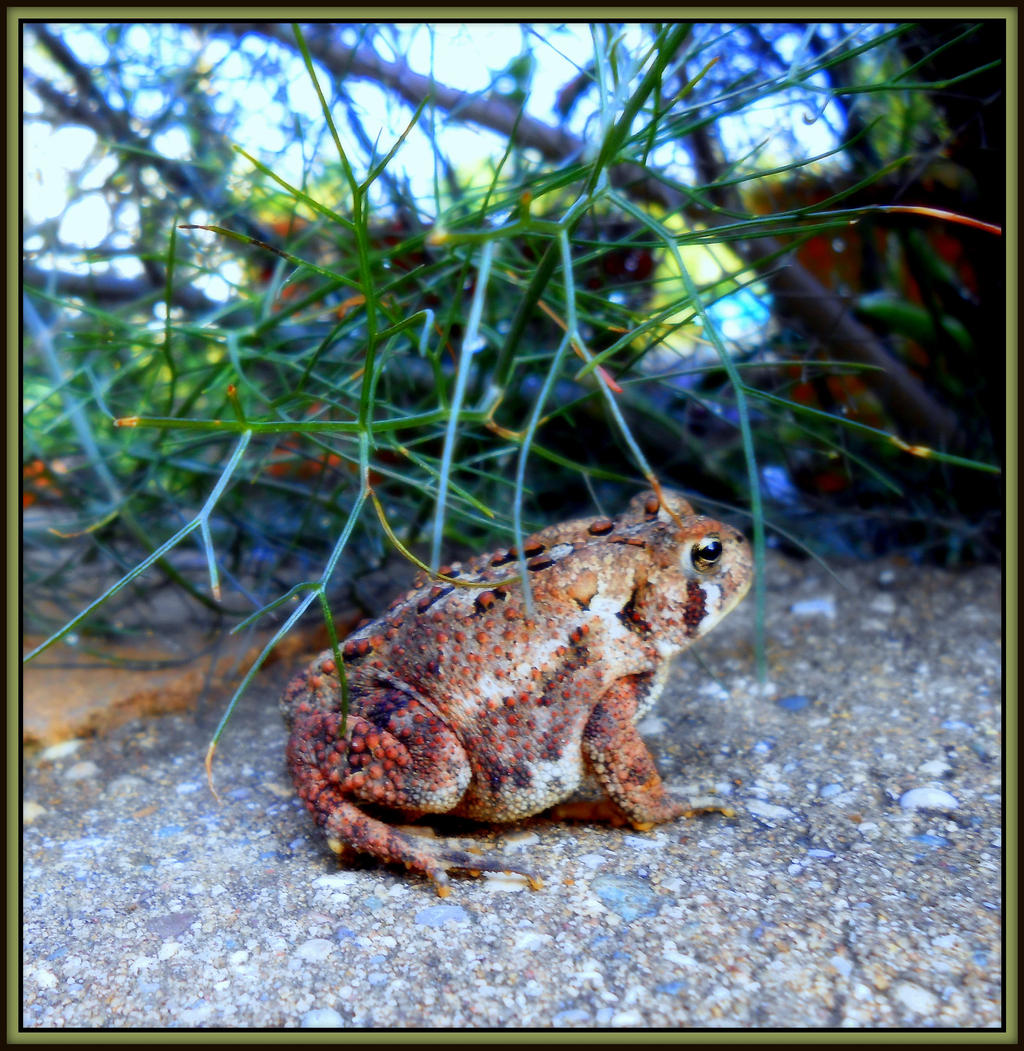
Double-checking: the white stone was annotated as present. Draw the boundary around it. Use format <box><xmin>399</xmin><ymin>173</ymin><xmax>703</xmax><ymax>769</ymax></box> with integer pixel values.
<box><xmin>295</xmin><ymin>938</ymin><xmax>335</xmax><ymax>962</ymax></box>
<box><xmin>40</xmin><ymin>740</ymin><xmax>83</xmax><ymax>761</ymax></box>
<box><xmin>790</xmin><ymin>597</ymin><xmax>836</xmax><ymax>619</ymax></box>
<box><xmin>899</xmin><ymin>787</ymin><xmax>959</xmax><ymax>811</ymax></box>
<box><xmin>578</xmin><ymin>853</ymin><xmax>608</xmax><ymax>869</ymax></box>
<box><xmin>894</xmin><ymin>980</ymin><xmax>939</xmax><ymax>1017</ymax></box>
<box><xmin>23</xmin><ymin>801</ymin><xmax>47</xmax><ymax>823</ymax></box>
<box><xmin>745</xmin><ymin>799</ymin><xmax>796</xmax><ymax>821</ymax></box>
<box><xmin>917</xmin><ymin>759</ymin><xmax>951</xmax><ymax>777</ymax></box>
<box><xmin>312</xmin><ymin>872</ymin><xmax>360</xmax><ymax>891</ymax></box>
<box><xmin>481</xmin><ymin>871</ymin><xmax>533</xmax><ymax>892</ymax></box>
<box><xmin>513</xmin><ymin>930</ymin><xmax>552</xmax><ymax>950</ymax></box>
<box><xmin>301</xmin><ymin>1007</ymin><xmax>345</xmax><ymax>1028</ymax></box>
<box><xmin>65</xmin><ymin>761</ymin><xmax>100</xmax><ymax>781</ymax></box>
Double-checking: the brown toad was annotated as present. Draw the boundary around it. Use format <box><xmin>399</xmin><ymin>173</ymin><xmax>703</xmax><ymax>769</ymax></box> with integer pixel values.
<box><xmin>281</xmin><ymin>489</ymin><xmax>752</xmax><ymax>894</ymax></box>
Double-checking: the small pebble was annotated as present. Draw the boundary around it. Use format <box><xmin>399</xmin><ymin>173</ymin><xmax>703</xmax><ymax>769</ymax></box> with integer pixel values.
<box><xmin>918</xmin><ymin>758</ymin><xmax>951</xmax><ymax>777</ymax></box>
<box><xmin>40</xmin><ymin>740</ymin><xmax>83</xmax><ymax>761</ymax></box>
<box><xmin>146</xmin><ymin>912</ymin><xmax>197</xmax><ymax>938</ymax></box>
<box><xmin>790</xmin><ymin>597</ymin><xmax>836</xmax><ymax>619</ymax></box>
<box><xmin>513</xmin><ymin>930</ymin><xmax>551</xmax><ymax>951</ymax></box>
<box><xmin>578</xmin><ymin>853</ymin><xmax>608</xmax><ymax>869</ymax></box>
<box><xmin>552</xmin><ymin>1008</ymin><xmax>590</xmax><ymax>1026</ymax></box>
<box><xmin>301</xmin><ymin>1007</ymin><xmax>345</xmax><ymax>1028</ymax></box>
<box><xmin>590</xmin><ymin>874</ymin><xmax>662</xmax><ymax>922</ymax></box>
<box><xmin>899</xmin><ymin>787</ymin><xmax>959</xmax><ymax>812</ymax></box>
<box><xmin>23</xmin><ymin>801</ymin><xmax>47</xmax><ymax>823</ymax></box>
<box><xmin>655</xmin><ymin>980</ymin><xmax>687</xmax><ymax>995</ymax></box>
<box><xmin>909</xmin><ymin>833</ymin><xmax>950</xmax><ymax>847</ymax></box>
<box><xmin>776</xmin><ymin>694</ymin><xmax>811</xmax><ymax>711</ymax></box>
<box><xmin>941</xmin><ymin>719</ymin><xmax>972</xmax><ymax>731</ymax></box>
<box><xmin>33</xmin><ymin>968</ymin><xmax>58</xmax><ymax>989</ymax></box>
<box><xmin>745</xmin><ymin>799</ymin><xmax>796</xmax><ymax>821</ymax></box>
<box><xmin>64</xmin><ymin>835</ymin><xmax>109</xmax><ymax>854</ymax></box>
<box><xmin>621</xmin><ymin>832</ymin><xmax>664</xmax><ymax>850</ymax></box>
<box><xmin>893</xmin><ymin>980</ymin><xmax>939</xmax><ymax>1016</ymax></box>
<box><xmin>500</xmin><ymin>830</ymin><xmax>539</xmax><ymax>847</ymax></box>
<box><xmin>65</xmin><ymin>761</ymin><xmax>100</xmax><ymax>781</ymax></box>
<box><xmin>481</xmin><ymin>871</ymin><xmax>533</xmax><ymax>892</ymax></box>
<box><xmin>295</xmin><ymin>938</ymin><xmax>335</xmax><ymax>962</ymax></box>
<box><xmin>414</xmin><ymin>905</ymin><xmax>469</xmax><ymax>928</ymax></box>
<box><xmin>106</xmin><ymin>775</ymin><xmax>145</xmax><ymax>795</ymax></box>
<box><xmin>312</xmin><ymin>872</ymin><xmax>360</xmax><ymax>892</ymax></box>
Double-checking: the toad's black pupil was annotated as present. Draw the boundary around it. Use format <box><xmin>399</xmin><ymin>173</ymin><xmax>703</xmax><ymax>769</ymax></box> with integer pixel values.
<box><xmin>699</xmin><ymin>539</ymin><xmax>722</xmax><ymax>562</ymax></box>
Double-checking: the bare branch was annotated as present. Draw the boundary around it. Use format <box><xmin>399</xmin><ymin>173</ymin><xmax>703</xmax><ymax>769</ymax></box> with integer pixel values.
<box><xmin>224</xmin><ymin>23</ymin><xmax>584</xmax><ymax>162</ymax></box>
<box><xmin>27</xmin><ymin>27</ymin><xmax>269</xmax><ymax>245</ymax></box>
<box><xmin>751</xmin><ymin>250</ymin><xmax>961</xmax><ymax>444</ymax></box>
<box><xmin>24</xmin><ymin>264</ymin><xmax>223</xmax><ymax>314</ymax></box>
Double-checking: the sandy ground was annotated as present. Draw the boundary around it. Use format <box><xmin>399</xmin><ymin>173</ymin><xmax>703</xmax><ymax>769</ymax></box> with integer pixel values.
<box><xmin>21</xmin><ymin>554</ymin><xmax>1005</xmax><ymax>1030</ymax></box>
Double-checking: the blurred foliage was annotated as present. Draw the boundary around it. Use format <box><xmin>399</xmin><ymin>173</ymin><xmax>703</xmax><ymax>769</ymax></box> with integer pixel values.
<box><xmin>22</xmin><ymin>20</ymin><xmax>1004</xmax><ymax>656</ymax></box>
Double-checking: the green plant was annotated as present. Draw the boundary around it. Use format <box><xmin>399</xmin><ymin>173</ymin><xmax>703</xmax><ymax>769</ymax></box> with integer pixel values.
<box><xmin>23</xmin><ymin>22</ymin><xmax>1003</xmax><ymax>749</ymax></box>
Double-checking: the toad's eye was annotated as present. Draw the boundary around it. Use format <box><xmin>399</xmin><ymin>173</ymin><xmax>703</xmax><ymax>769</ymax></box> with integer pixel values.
<box><xmin>692</xmin><ymin>534</ymin><xmax>723</xmax><ymax>572</ymax></box>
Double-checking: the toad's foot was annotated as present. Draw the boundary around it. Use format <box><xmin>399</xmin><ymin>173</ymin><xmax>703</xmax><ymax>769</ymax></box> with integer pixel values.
<box><xmin>549</xmin><ymin>797</ymin><xmax>735</xmax><ymax>830</ymax></box>
<box><xmin>322</xmin><ymin>799</ymin><xmax>542</xmax><ymax>896</ymax></box>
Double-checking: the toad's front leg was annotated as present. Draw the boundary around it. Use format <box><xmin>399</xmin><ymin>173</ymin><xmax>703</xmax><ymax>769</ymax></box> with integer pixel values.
<box><xmin>285</xmin><ymin>686</ymin><xmax>539</xmax><ymax>895</ymax></box>
<box><xmin>580</xmin><ymin>675</ymin><xmax>694</xmax><ymax>829</ymax></box>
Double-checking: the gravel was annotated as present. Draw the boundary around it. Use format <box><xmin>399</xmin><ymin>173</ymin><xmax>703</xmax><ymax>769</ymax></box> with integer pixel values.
<box><xmin>21</xmin><ymin>554</ymin><xmax>1003</xmax><ymax>1029</ymax></box>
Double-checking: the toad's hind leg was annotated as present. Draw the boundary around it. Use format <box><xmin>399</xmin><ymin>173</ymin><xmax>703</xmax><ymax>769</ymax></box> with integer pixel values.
<box><xmin>318</xmin><ymin>797</ymin><xmax>540</xmax><ymax>896</ymax></box>
<box><xmin>286</xmin><ymin>688</ymin><xmax>539</xmax><ymax>895</ymax></box>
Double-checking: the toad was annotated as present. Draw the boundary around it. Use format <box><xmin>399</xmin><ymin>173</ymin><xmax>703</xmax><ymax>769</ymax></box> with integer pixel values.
<box><xmin>281</xmin><ymin>489</ymin><xmax>752</xmax><ymax>894</ymax></box>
